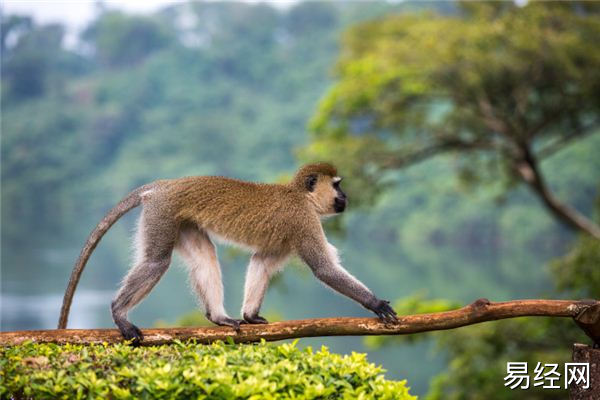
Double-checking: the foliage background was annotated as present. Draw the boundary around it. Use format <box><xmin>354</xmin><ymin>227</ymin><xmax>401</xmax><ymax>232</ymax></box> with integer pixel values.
<box><xmin>1</xmin><ymin>1</ymin><xmax>598</xmax><ymax>397</ymax></box>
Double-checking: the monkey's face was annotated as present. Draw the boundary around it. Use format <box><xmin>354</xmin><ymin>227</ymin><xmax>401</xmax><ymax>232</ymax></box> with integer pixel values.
<box><xmin>307</xmin><ymin>175</ymin><xmax>347</xmax><ymax>216</ymax></box>
<box><xmin>331</xmin><ymin>176</ymin><xmax>347</xmax><ymax>213</ymax></box>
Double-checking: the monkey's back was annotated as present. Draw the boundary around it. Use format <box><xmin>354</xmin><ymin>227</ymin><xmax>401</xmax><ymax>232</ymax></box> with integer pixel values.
<box><xmin>148</xmin><ymin>176</ymin><xmax>315</xmax><ymax>254</ymax></box>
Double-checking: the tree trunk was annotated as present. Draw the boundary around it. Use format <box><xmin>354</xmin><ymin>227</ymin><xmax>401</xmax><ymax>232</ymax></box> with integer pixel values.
<box><xmin>570</xmin><ymin>344</ymin><xmax>600</xmax><ymax>399</ymax></box>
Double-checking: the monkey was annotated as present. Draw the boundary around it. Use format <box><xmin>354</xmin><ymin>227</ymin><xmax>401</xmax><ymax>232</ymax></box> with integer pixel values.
<box><xmin>58</xmin><ymin>162</ymin><xmax>398</xmax><ymax>343</ymax></box>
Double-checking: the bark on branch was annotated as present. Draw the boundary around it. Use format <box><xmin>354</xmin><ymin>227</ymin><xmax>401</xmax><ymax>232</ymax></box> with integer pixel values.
<box><xmin>2</xmin><ymin>299</ymin><xmax>599</xmax><ymax>347</ymax></box>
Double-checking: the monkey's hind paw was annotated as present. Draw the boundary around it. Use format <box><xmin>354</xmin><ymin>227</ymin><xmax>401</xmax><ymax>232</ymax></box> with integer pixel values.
<box><xmin>211</xmin><ymin>316</ymin><xmax>244</xmax><ymax>332</ymax></box>
<box><xmin>372</xmin><ymin>299</ymin><xmax>398</xmax><ymax>323</ymax></box>
<box><xmin>120</xmin><ymin>324</ymin><xmax>144</xmax><ymax>346</ymax></box>
<box><xmin>242</xmin><ymin>314</ymin><xmax>269</xmax><ymax>324</ymax></box>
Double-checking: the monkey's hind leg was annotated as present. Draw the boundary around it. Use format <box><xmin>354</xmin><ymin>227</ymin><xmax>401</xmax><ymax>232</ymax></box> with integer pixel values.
<box><xmin>176</xmin><ymin>225</ymin><xmax>242</xmax><ymax>331</ymax></box>
<box><xmin>111</xmin><ymin>213</ymin><xmax>176</xmax><ymax>344</ymax></box>
<box><xmin>241</xmin><ymin>254</ymin><xmax>287</xmax><ymax>324</ymax></box>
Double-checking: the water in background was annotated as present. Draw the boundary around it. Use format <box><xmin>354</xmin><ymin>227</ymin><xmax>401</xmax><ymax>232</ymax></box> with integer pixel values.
<box><xmin>1</xmin><ymin>289</ymin><xmax>113</xmax><ymax>331</ymax></box>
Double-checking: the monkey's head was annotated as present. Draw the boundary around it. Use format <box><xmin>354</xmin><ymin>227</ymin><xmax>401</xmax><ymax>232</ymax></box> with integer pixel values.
<box><xmin>291</xmin><ymin>162</ymin><xmax>347</xmax><ymax>216</ymax></box>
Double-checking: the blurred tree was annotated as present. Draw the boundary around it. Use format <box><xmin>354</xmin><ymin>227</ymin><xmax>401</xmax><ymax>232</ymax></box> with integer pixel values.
<box><xmin>1</xmin><ymin>15</ymin><xmax>32</xmax><ymax>54</ymax></box>
<box><xmin>82</xmin><ymin>11</ymin><xmax>173</xmax><ymax>68</ymax></box>
<box><xmin>285</xmin><ymin>2</ymin><xmax>337</xmax><ymax>36</ymax></box>
<box><xmin>305</xmin><ymin>2</ymin><xmax>600</xmax><ymax>238</ymax></box>
<box><xmin>1</xmin><ymin>15</ymin><xmax>87</xmax><ymax>102</ymax></box>
<box><xmin>195</xmin><ymin>2</ymin><xmax>280</xmax><ymax>84</ymax></box>
<box><xmin>550</xmin><ymin>207</ymin><xmax>600</xmax><ymax>298</ymax></box>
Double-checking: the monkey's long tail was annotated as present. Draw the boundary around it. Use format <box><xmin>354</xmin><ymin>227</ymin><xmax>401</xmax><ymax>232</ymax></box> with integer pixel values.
<box><xmin>57</xmin><ymin>184</ymin><xmax>153</xmax><ymax>329</ymax></box>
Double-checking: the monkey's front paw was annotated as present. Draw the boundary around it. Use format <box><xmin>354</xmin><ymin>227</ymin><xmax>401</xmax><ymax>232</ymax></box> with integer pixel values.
<box><xmin>242</xmin><ymin>313</ymin><xmax>269</xmax><ymax>324</ymax></box>
<box><xmin>371</xmin><ymin>299</ymin><xmax>398</xmax><ymax>323</ymax></box>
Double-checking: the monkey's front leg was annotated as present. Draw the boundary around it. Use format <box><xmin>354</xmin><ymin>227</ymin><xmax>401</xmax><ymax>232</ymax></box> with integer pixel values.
<box><xmin>298</xmin><ymin>240</ymin><xmax>398</xmax><ymax>323</ymax></box>
<box><xmin>241</xmin><ymin>254</ymin><xmax>286</xmax><ymax>324</ymax></box>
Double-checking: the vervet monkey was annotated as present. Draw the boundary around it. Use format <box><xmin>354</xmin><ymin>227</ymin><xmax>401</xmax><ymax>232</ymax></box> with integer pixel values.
<box><xmin>58</xmin><ymin>162</ymin><xmax>398</xmax><ymax>342</ymax></box>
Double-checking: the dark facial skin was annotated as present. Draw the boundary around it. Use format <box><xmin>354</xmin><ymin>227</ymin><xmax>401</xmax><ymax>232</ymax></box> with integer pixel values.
<box><xmin>333</xmin><ymin>180</ymin><xmax>347</xmax><ymax>213</ymax></box>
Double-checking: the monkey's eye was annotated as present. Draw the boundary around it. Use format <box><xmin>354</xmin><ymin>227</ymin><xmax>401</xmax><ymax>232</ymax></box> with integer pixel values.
<box><xmin>305</xmin><ymin>174</ymin><xmax>318</xmax><ymax>192</ymax></box>
<box><xmin>332</xmin><ymin>177</ymin><xmax>343</xmax><ymax>188</ymax></box>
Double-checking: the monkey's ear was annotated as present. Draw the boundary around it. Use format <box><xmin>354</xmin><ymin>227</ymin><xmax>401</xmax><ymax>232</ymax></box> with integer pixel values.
<box><xmin>305</xmin><ymin>174</ymin><xmax>318</xmax><ymax>192</ymax></box>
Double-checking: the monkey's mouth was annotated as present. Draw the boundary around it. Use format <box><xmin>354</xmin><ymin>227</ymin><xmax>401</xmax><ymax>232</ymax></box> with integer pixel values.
<box><xmin>334</xmin><ymin>198</ymin><xmax>346</xmax><ymax>213</ymax></box>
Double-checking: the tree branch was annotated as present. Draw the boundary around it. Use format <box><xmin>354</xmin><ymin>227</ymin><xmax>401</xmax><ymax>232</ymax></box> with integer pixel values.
<box><xmin>476</xmin><ymin>95</ymin><xmax>514</xmax><ymax>137</ymax></box>
<box><xmin>2</xmin><ymin>299</ymin><xmax>599</xmax><ymax>346</ymax></box>
<box><xmin>538</xmin><ymin>121</ymin><xmax>600</xmax><ymax>159</ymax></box>
<box><xmin>514</xmin><ymin>143</ymin><xmax>600</xmax><ymax>239</ymax></box>
<box><xmin>380</xmin><ymin>138</ymin><xmax>495</xmax><ymax>169</ymax></box>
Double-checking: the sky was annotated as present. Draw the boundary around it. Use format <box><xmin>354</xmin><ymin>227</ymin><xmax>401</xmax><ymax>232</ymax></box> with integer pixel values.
<box><xmin>2</xmin><ymin>0</ymin><xmax>299</xmax><ymax>47</ymax></box>
<box><xmin>4</xmin><ymin>1</ymin><xmax>175</xmax><ymax>32</ymax></box>
<box><xmin>2</xmin><ymin>1</ymin><xmax>299</xmax><ymax>26</ymax></box>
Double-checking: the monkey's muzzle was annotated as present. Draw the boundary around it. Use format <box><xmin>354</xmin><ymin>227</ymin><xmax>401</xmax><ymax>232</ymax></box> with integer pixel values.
<box><xmin>334</xmin><ymin>197</ymin><xmax>347</xmax><ymax>213</ymax></box>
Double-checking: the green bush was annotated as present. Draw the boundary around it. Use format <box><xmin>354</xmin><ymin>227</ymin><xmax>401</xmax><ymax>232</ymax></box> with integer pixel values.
<box><xmin>0</xmin><ymin>340</ymin><xmax>415</xmax><ymax>399</ymax></box>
